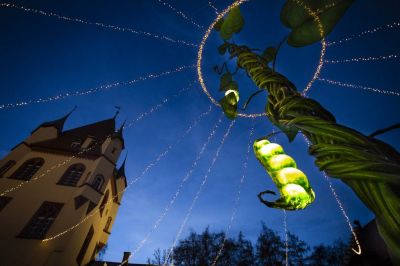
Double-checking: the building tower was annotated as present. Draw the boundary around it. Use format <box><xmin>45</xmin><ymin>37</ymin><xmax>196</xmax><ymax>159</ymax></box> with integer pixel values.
<box><xmin>0</xmin><ymin>111</ymin><xmax>128</xmax><ymax>266</ymax></box>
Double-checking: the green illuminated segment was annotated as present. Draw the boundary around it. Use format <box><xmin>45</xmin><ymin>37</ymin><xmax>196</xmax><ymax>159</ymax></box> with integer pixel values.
<box><xmin>254</xmin><ymin>139</ymin><xmax>315</xmax><ymax>210</ymax></box>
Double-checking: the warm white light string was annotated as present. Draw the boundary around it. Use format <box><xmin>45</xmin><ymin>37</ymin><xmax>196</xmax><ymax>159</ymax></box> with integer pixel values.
<box><xmin>211</xmin><ymin>119</ymin><xmax>255</xmax><ymax>266</ymax></box>
<box><xmin>123</xmin><ymin>112</ymin><xmax>224</xmax><ymax>264</ymax></box>
<box><xmin>283</xmin><ymin>209</ymin><xmax>288</xmax><ymax>266</ymax></box>
<box><xmin>0</xmin><ymin>83</ymin><xmax>196</xmax><ymax>197</ymax></box>
<box><xmin>325</xmin><ymin>53</ymin><xmax>399</xmax><ymax>64</ymax></box>
<box><xmin>272</xmin><ymin>126</ymin><xmax>289</xmax><ymax>266</ymax></box>
<box><xmin>156</xmin><ymin>0</ymin><xmax>203</xmax><ymax>29</ymax></box>
<box><xmin>124</xmin><ymin>80</ymin><xmax>198</xmax><ymax>128</ymax></box>
<box><xmin>301</xmin><ymin>134</ymin><xmax>361</xmax><ymax>255</ymax></box>
<box><xmin>208</xmin><ymin>0</ymin><xmax>219</xmax><ymax>16</ymax></box>
<box><xmin>0</xmin><ymin>65</ymin><xmax>195</xmax><ymax>110</ymax></box>
<box><xmin>327</xmin><ymin>21</ymin><xmax>400</xmax><ymax>47</ymax></box>
<box><xmin>318</xmin><ymin>78</ymin><xmax>400</xmax><ymax>97</ymax></box>
<box><xmin>164</xmin><ymin>119</ymin><xmax>236</xmax><ymax>264</ymax></box>
<box><xmin>42</xmin><ymin>106</ymin><xmax>213</xmax><ymax>242</ymax></box>
<box><xmin>0</xmin><ymin>3</ymin><xmax>198</xmax><ymax>47</ymax></box>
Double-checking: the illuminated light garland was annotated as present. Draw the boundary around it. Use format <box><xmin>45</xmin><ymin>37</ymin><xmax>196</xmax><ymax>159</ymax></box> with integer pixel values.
<box><xmin>318</xmin><ymin>78</ymin><xmax>400</xmax><ymax>97</ymax></box>
<box><xmin>325</xmin><ymin>53</ymin><xmax>399</xmax><ymax>64</ymax></box>
<box><xmin>123</xmin><ymin>112</ymin><xmax>224</xmax><ymax>264</ymax></box>
<box><xmin>124</xmin><ymin>80</ymin><xmax>197</xmax><ymax>129</ymax></box>
<box><xmin>165</xmin><ymin>119</ymin><xmax>236</xmax><ymax>264</ymax></box>
<box><xmin>327</xmin><ymin>21</ymin><xmax>400</xmax><ymax>47</ymax></box>
<box><xmin>0</xmin><ymin>65</ymin><xmax>195</xmax><ymax>110</ymax></box>
<box><xmin>208</xmin><ymin>0</ymin><xmax>219</xmax><ymax>16</ymax></box>
<box><xmin>283</xmin><ymin>210</ymin><xmax>289</xmax><ymax>266</ymax></box>
<box><xmin>0</xmin><ymin>85</ymin><xmax>194</xmax><ymax>197</ymax></box>
<box><xmin>211</xmin><ymin>120</ymin><xmax>255</xmax><ymax>266</ymax></box>
<box><xmin>0</xmin><ymin>2</ymin><xmax>198</xmax><ymax>47</ymax></box>
<box><xmin>42</xmin><ymin>106</ymin><xmax>213</xmax><ymax>242</ymax></box>
<box><xmin>301</xmin><ymin>135</ymin><xmax>361</xmax><ymax>255</ymax></box>
<box><xmin>156</xmin><ymin>0</ymin><xmax>204</xmax><ymax>29</ymax></box>
<box><xmin>196</xmin><ymin>0</ymin><xmax>326</xmax><ymax>118</ymax></box>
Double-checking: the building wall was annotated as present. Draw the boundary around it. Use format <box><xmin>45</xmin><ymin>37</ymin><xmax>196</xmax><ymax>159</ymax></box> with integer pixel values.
<box><xmin>0</xmin><ymin>125</ymin><xmax>125</xmax><ymax>266</ymax></box>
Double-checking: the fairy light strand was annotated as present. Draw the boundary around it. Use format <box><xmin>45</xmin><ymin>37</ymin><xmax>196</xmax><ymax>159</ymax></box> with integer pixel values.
<box><xmin>42</xmin><ymin>106</ymin><xmax>213</xmax><ymax>242</ymax></box>
<box><xmin>196</xmin><ymin>0</ymin><xmax>326</xmax><ymax>118</ymax></box>
<box><xmin>156</xmin><ymin>0</ymin><xmax>204</xmax><ymax>29</ymax></box>
<box><xmin>124</xmin><ymin>80</ymin><xmax>197</xmax><ymax>129</ymax></box>
<box><xmin>301</xmin><ymin>134</ymin><xmax>361</xmax><ymax>255</ymax></box>
<box><xmin>327</xmin><ymin>21</ymin><xmax>400</xmax><ymax>47</ymax></box>
<box><xmin>165</xmin><ymin>119</ymin><xmax>236</xmax><ymax>264</ymax></box>
<box><xmin>211</xmin><ymin>119</ymin><xmax>254</xmax><ymax>266</ymax></box>
<box><xmin>208</xmin><ymin>0</ymin><xmax>219</xmax><ymax>16</ymax></box>
<box><xmin>122</xmin><ymin>112</ymin><xmax>224</xmax><ymax>265</ymax></box>
<box><xmin>272</xmin><ymin>126</ymin><xmax>289</xmax><ymax>266</ymax></box>
<box><xmin>0</xmin><ymin>84</ymin><xmax>194</xmax><ymax>197</ymax></box>
<box><xmin>0</xmin><ymin>65</ymin><xmax>195</xmax><ymax>110</ymax></box>
<box><xmin>283</xmin><ymin>210</ymin><xmax>289</xmax><ymax>266</ymax></box>
<box><xmin>325</xmin><ymin>53</ymin><xmax>399</xmax><ymax>64</ymax></box>
<box><xmin>318</xmin><ymin>78</ymin><xmax>400</xmax><ymax>97</ymax></box>
<box><xmin>0</xmin><ymin>3</ymin><xmax>198</xmax><ymax>47</ymax></box>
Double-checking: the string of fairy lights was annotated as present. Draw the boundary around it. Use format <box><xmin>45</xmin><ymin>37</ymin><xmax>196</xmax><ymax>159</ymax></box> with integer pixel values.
<box><xmin>164</xmin><ymin>119</ymin><xmax>236</xmax><ymax>263</ymax></box>
<box><xmin>0</xmin><ymin>83</ymin><xmax>196</xmax><ymax>197</ymax></box>
<box><xmin>211</xmin><ymin>120</ymin><xmax>254</xmax><ymax>266</ymax></box>
<box><xmin>0</xmin><ymin>64</ymin><xmax>195</xmax><ymax>110</ymax></box>
<box><xmin>42</xmin><ymin>106</ymin><xmax>213</xmax><ymax>242</ymax></box>
<box><xmin>0</xmin><ymin>3</ymin><xmax>198</xmax><ymax>47</ymax></box>
<box><xmin>327</xmin><ymin>21</ymin><xmax>400</xmax><ymax>47</ymax></box>
<box><xmin>301</xmin><ymin>135</ymin><xmax>362</xmax><ymax>255</ymax></box>
<box><xmin>318</xmin><ymin>78</ymin><xmax>400</xmax><ymax>97</ymax></box>
<box><xmin>123</xmin><ymin>112</ymin><xmax>224</xmax><ymax>265</ymax></box>
<box><xmin>123</xmin><ymin>80</ymin><xmax>198</xmax><ymax>128</ymax></box>
<box><xmin>208</xmin><ymin>0</ymin><xmax>219</xmax><ymax>16</ymax></box>
<box><xmin>156</xmin><ymin>0</ymin><xmax>204</xmax><ymax>29</ymax></box>
<box><xmin>325</xmin><ymin>53</ymin><xmax>399</xmax><ymax>64</ymax></box>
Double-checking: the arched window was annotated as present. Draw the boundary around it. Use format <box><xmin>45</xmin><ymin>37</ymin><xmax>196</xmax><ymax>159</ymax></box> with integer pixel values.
<box><xmin>10</xmin><ymin>158</ymin><xmax>44</xmax><ymax>181</ymax></box>
<box><xmin>99</xmin><ymin>190</ymin><xmax>109</xmax><ymax>216</ymax></box>
<box><xmin>91</xmin><ymin>174</ymin><xmax>105</xmax><ymax>191</ymax></box>
<box><xmin>0</xmin><ymin>160</ymin><xmax>16</xmax><ymax>178</ymax></box>
<box><xmin>58</xmin><ymin>164</ymin><xmax>85</xmax><ymax>187</ymax></box>
<box><xmin>104</xmin><ymin>217</ymin><xmax>112</xmax><ymax>232</ymax></box>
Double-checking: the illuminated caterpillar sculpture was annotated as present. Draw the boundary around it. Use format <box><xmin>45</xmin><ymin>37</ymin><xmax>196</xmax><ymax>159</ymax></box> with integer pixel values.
<box><xmin>253</xmin><ymin>138</ymin><xmax>315</xmax><ymax>210</ymax></box>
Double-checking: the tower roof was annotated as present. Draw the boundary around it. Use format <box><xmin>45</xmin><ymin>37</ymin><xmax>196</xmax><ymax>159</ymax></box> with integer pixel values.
<box><xmin>30</xmin><ymin>118</ymin><xmax>119</xmax><ymax>158</ymax></box>
<box><xmin>117</xmin><ymin>154</ymin><xmax>127</xmax><ymax>178</ymax></box>
<box><xmin>32</xmin><ymin>106</ymin><xmax>76</xmax><ymax>134</ymax></box>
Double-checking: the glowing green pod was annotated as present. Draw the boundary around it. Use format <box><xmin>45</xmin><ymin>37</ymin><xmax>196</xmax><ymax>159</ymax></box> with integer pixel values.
<box><xmin>253</xmin><ymin>138</ymin><xmax>315</xmax><ymax>210</ymax></box>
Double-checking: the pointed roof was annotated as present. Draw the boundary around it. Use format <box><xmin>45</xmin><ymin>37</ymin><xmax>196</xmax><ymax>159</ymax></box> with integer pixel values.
<box><xmin>117</xmin><ymin>154</ymin><xmax>127</xmax><ymax>178</ymax></box>
<box><xmin>31</xmin><ymin>118</ymin><xmax>116</xmax><ymax>158</ymax></box>
<box><xmin>111</xmin><ymin>120</ymin><xmax>125</xmax><ymax>148</ymax></box>
<box><xmin>32</xmin><ymin>106</ymin><xmax>76</xmax><ymax>134</ymax></box>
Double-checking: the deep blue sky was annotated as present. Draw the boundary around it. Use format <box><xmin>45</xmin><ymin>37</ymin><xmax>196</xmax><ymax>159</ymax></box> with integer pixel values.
<box><xmin>0</xmin><ymin>0</ymin><xmax>399</xmax><ymax>263</ymax></box>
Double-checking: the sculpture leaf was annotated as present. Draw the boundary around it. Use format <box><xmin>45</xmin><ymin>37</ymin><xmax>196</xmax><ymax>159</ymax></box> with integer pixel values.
<box><xmin>280</xmin><ymin>0</ymin><xmax>354</xmax><ymax>47</ymax></box>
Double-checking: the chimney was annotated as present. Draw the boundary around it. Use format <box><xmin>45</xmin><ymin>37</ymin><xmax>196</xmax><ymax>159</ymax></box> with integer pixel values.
<box><xmin>121</xmin><ymin>251</ymin><xmax>131</xmax><ymax>266</ymax></box>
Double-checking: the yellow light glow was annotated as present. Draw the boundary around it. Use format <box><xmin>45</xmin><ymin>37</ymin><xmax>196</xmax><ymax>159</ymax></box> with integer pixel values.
<box><xmin>225</xmin><ymin>89</ymin><xmax>239</xmax><ymax>102</ymax></box>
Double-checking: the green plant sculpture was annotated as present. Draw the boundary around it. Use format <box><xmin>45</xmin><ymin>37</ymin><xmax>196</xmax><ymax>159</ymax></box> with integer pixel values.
<box><xmin>207</xmin><ymin>0</ymin><xmax>400</xmax><ymax>263</ymax></box>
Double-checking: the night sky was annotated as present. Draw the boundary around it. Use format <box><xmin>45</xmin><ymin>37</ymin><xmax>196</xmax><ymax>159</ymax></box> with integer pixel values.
<box><xmin>0</xmin><ymin>0</ymin><xmax>399</xmax><ymax>263</ymax></box>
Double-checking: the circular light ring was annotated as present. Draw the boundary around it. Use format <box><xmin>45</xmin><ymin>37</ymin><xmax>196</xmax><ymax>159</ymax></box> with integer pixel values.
<box><xmin>197</xmin><ymin>0</ymin><xmax>327</xmax><ymax>118</ymax></box>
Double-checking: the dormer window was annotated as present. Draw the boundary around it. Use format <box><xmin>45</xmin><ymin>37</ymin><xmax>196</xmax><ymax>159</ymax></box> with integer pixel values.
<box><xmin>82</xmin><ymin>137</ymin><xmax>96</xmax><ymax>149</ymax></box>
<box><xmin>91</xmin><ymin>174</ymin><xmax>105</xmax><ymax>191</ymax></box>
<box><xmin>71</xmin><ymin>140</ymin><xmax>82</xmax><ymax>150</ymax></box>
